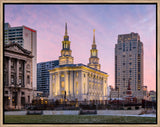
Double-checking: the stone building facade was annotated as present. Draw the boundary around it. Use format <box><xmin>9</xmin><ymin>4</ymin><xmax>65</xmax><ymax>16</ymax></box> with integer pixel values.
<box><xmin>5</xmin><ymin>23</ymin><xmax>37</xmax><ymax>90</ymax></box>
<box><xmin>4</xmin><ymin>43</ymin><xmax>33</xmax><ymax>109</ymax></box>
<box><xmin>49</xmin><ymin>64</ymin><xmax>108</xmax><ymax>103</ymax></box>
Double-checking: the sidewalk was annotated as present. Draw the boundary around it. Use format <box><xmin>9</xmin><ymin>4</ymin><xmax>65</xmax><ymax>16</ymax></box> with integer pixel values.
<box><xmin>97</xmin><ymin>113</ymin><xmax>156</xmax><ymax>117</ymax></box>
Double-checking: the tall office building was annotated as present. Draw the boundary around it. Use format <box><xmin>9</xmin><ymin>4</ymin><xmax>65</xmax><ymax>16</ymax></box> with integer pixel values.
<box><xmin>5</xmin><ymin>23</ymin><xmax>37</xmax><ymax>89</ymax></box>
<box><xmin>115</xmin><ymin>32</ymin><xmax>144</xmax><ymax>99</ymax></box>
<box><xmin>37</xmin><ymin>60</ymin><xmax>59</xmax><ymax>97</ymax></box>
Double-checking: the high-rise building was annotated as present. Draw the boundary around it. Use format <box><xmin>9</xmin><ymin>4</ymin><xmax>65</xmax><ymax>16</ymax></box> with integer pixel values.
<box><xmin>115</xmin><ymin>32</ymin><xmax>144</xmax><ymax>99</ymax></box>
<box><xmin>4</xmin><ymin>23</ymin><xmax>37</xmax><ymax>89</ymax></box>
<box><xmin>37</xmin><ymin>60</ymin><xmax>59</xmax><ymax>97</ymax></box>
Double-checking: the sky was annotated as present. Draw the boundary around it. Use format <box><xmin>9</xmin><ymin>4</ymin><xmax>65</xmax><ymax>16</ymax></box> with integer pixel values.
<box><xmin>4</xmin><ymin>4</ymin><xmax>156</xmax><ymax>91</ymax></box>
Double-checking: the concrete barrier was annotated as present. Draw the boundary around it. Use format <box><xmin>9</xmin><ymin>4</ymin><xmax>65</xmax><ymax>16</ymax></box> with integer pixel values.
<box><xmin>43</xmin><ymin>110</ymin><xmax>79</xmax><ymax>115</ymax></box>
<box><xmin>5</xmin><ymin>109</ymin><xmax>143</xmax><ymax>116</ymax></box>
<box><xmin>27</xmin><ymin>110</ymin><xmax>43</xmax><ymax>115</ymax></box>
<box><xmin>97</xmin><ymin>109</ymin><xmax>143</xmax><ymax>115</ymax></box>
<box><xmin>79</xmin><ymin>110</ymin><xmax>97</xmax><ymax>115</ymax></box>
<box><xmin>5</xmin><ymin>111</ymin><xmax>27</xmax><ymax>115</ymax></box>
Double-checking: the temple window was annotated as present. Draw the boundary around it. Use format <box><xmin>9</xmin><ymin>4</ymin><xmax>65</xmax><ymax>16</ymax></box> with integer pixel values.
<box><xmin>76</xmin><ymin>82</ymin><xmax>78</xmax><ymax>88</ymax></box>
<box><xmin>61</xmin><ymin>74</ymin><xmax>64</xmax><ymax>77</ymax></box>
<box><xmin>52</xmin><ymin>83</ymin><xmax>54</xmax><ymax>93</ymax></box>
<box><xmin>76</xmin><ymin>72</ymin><xmax>78</xmax><ymax>77</ymax></box>
<box><xmin>61</xmin><ymin>81</ymin><xmax>65</xmax><ymax>88</ymax></box>
<box><xmin>84</xmin><ymin>83</ymin><xmax>85</xmax><ymax>94</ymax></box>
<box><xmin>61</xmin><ymin>91</ymin><xmax>65</xmax><ymax>95</ymax></box>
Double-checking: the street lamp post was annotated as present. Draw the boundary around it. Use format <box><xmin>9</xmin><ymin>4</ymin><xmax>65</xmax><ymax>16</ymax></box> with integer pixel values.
<box><xmin>14</xmin><ymin>86</ymin><xmax>17</xmax><ymax>109</ymax></box>
<box><xmin>117</xmin><ymin>86</ymin><xmax>119</xmax><ymax>109</ymax></box>
<box><xmin>64</xmin><ymin>91</ymin><xmax>66</xmax><ymax>105</ymax></box>
<box><xmin>86</xmin><ymin>92</ymin><xmax>88</xmax><ymax>105</ymax></box>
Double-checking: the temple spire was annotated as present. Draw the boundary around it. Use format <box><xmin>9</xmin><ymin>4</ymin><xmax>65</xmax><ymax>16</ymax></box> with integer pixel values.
<box><xmin>92</xmin><ymin>29</ymin><xmax>96</xmax><ymax>49</ymax></box>
<box><xmin>59</xmin><ymin>23</ymin><xmax>74</xmax><ymax>65</ymax></box>
<box><xmin>93</xmin><ymin>29</ymin><xmax>95</xmax><ymax>44</ymax></box>
<box><xmin>88</xmin><ymin>29</ymin><xmax>101</xmax><ymax>70</ymax></box>
<box><xmin>65</xmin><ymin>22</ymin><xmax>68</xmax><ymax>36</ymax></box>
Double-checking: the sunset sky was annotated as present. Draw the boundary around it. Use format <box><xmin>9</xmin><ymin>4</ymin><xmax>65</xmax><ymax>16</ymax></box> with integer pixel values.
<box><xmin>4</xmin><ymin>4</ymin><xmax>156</xmax><ymax>91</ymax></box>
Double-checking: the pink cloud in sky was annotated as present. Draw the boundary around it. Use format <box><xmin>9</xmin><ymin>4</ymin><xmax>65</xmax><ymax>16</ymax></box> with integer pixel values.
<box><xmin>5</xmin><ymin>4</ymin><xmax>156</xmax><ymax>91</ymax></box>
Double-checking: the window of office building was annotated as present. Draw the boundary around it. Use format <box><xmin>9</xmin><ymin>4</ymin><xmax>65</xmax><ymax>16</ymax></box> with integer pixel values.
<box><xmin>11</xmin><ymin>59</ymin><xmax>15</xmax><ymax>68</ymax></box>
<box><xmin>19</xmin><ymin>76</ymin><xmax>22</xmax><ymax>85</ymax></box>
<box><xmin>123</xmin><ymin>43</ymin><xmax>125</xmax><ymax>52</ymax></box>
<box><xmin>27</xmin><ymin>75</ymin><xmax>30</xmax><ymax>84</ymax></box>
<box><xmin>11</xmin><ymin>75</ymin><xmax>14</xmax><ymax>84</ymax></box>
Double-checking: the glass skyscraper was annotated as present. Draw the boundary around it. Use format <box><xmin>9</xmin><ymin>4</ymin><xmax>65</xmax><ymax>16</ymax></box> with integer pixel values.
<box><xmin>37</xmin><ymin>60</ymin><xmax>59</xmax><ymax>97</ymax></box>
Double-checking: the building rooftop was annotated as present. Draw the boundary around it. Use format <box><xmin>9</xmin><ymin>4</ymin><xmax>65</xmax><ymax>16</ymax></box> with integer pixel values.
<box><xmin>118</xmin><ymin>32</ymin><xmax>140</xmax><ymax>42</ymax></box>
<box><xmin>52</xmin><ymin>63</ymin><xmax>108</xmax><ymax>75</ymax></box>
<box><xmin>37</xmin><ymin>60</ymin><xmax>59</xmax><ymax>65</ymax></box>
<box><xmin>4</xmin><ymin>43</ymin><xmax>32</xmax><ymax>56</ymax></box>
<box><xmin>5</xmin><ymin>23</ymin><xmax>36</xmax><ymax>32</ymax></box>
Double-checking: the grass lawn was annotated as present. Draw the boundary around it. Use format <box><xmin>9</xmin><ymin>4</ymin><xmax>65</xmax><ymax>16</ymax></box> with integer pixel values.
<box><xmin>4</xmin><ymin>115</ymin><xmax>156</xmax><ymax>124</ymax></box>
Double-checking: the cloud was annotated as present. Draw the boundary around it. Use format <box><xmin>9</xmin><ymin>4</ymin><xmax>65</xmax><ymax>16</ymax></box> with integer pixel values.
<box><xmin>4</xmin><ymin>4</ymin><xmax>156</xmax><ymax>91</ymax></box>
